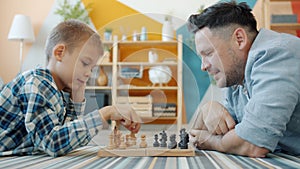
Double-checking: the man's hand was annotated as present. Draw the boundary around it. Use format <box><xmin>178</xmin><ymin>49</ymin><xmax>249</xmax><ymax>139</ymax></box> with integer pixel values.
<box><xmin>189</xmin><ymin>129</ymin><xmax>215</xmax><ymax>150</ymax></box>
<box><xmin>195</xmin><ymin>101</ymin><xmax>236</xmax><ymax>135</ymax></box>
<box><xmin>189</xmin><ymin>128</ymin><xmax>269</xmax><ymax>158</ymax></box>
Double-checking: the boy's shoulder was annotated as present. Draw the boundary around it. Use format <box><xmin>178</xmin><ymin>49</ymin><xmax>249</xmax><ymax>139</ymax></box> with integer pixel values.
<box><xmin>32</xmin><ymin>68</ymin><xmax>53</xmax><ymax>82</ymax></box>
<box><xmin>6</xmin><ymin>68</ymin><xmax>55</xmax><ymax>91</ymax></box>
<box><xmin>20</xmin><ymin>68</ymin><xmax>53</xmax><ymax>83</ymax></box>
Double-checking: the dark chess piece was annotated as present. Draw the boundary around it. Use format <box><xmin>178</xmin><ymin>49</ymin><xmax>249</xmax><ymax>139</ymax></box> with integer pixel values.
<box><xmin>159</xmin><ymin>130</ymin><xmax>167</xmax><ymax>147</ymax></box>
<box><xmin>168</xmin><ymin>134</ymin><xmax>177</xmax><ymax>149</ymax></box>
<box><xmin>178</xmin><ymin>128</ymin><xmax>189</xmax><ymax>149</ymax></box>
<box><xmin>153</xmin><ymin>134</ymin><xmax>160</xmax><ymax>147</ymax></box>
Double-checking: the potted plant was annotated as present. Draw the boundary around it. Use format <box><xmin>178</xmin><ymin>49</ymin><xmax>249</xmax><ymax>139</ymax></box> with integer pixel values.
<box><xmin>54</xmin><ymin>0</ymin><xmax>92</xmax><ymax>24</ymax></box>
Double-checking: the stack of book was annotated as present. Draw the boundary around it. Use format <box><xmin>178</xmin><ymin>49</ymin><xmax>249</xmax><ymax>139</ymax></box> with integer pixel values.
<box><xmin>152</xmin><ymin>103</ymin><xmax>176</xmax><ymax>117</ymax></box>
<box><xmin>271</xmin><ymin>14</ymin><xmax>298</xmax><ymax>23</ymax></box>
<box><xmin>117</xmin><ymin>95</ymin><xmax>152</xmax><ymax>117</ymax></box>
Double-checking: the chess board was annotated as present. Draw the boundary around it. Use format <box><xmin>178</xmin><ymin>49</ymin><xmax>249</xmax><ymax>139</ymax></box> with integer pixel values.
<box><xmin>99</xmin><ymin>122</ymin><xmax>194</xmax><ymax>157</ymax></box>
<box><xmin>97</xmin><ymin>145</ymin><xmax>195</xmax><ymax>157</ymax></box>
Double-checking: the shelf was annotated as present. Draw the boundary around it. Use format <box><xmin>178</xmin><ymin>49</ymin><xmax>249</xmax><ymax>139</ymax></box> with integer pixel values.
<box><xmin>270</xmin><ymin>0</ymin><xmax>300</xmax><ymax>1</ymax></box>
<box><xmin>85</xmin><ymin>35</ymin><xmax>184</xmax><ymax>125</ymax></box>
<box><xmin>141</xmin><ymin>116</ymin><xmax>177</xmax><ymax>124</ymax></box>
<box><xmin>102</xmin><ymin>41</ymin><xmax>114</xmax><ymax>45</ymax></box>
<box><xmin>117</xmin><ymin>86</ymin><xmax>178</xmax><ymax>90</ymax></box>
<box><xmin>118</xmin><ymin>40</ymin><xmax>177</xmax><ymax>47</ymax></box>
<box><xmin>117</xmin><ymin>62</ymin><xmax>177</xmax><ymax>66</ymax></box>
<box><xmin>270</xmin><ymin>23</ymin><xmax>300</xmax><ymax>30</ymax></box>
<box><xmin>85</xmin><ymin>86</ymin><xmax>112</xmax><ymax>90</ymax></box>
<box><xmin>263</xmin><ymin>0</ymin><xmax>300</xmax><ymax>35</ymax></box>
<box><xmin>97</xmin><ymin>62</ymin><xmax>113</xmax><ymax>66</ymax></box>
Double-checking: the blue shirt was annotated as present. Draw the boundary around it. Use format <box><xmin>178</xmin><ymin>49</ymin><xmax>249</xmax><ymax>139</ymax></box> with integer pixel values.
<box><xmin>224</xmin><ymin>29</ymin><xmax>300</xmax><ymax>155</ymax></box>
<box><xmin>0</xmin><ymin>68</ymin><xmax>103</xmax><ymax>157</ymax></box>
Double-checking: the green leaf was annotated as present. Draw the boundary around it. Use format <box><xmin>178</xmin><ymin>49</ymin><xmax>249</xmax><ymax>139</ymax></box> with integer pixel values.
<box><xmin>54</xmin><ymin>0</ymin><xmax>92</xmax><ymax>24</ymax></box>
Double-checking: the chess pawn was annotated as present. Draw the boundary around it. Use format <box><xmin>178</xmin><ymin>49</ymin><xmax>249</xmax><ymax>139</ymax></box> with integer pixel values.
<box><xmin>139</xmin><ymin>134</ymin><xmax>147</xmax><ymax>148</ymax></box>
<box><xmin>153</xmin><ymin>134</ymin><xmax>159</xmax><ymax>147</ymax></box>
<box><xmin>116</xmin><ymin>131</ymin><xmax>122</xmax><ymax>147</ymax></box>
<box><xmin>168</xmin><ymin>134</ymin><xmax>177</xmax><ymax>149</ymax></box>
<box><xmin>126</xmin><ymin>134</ymin><xmax>131</xmax><ymax>147</ymax></box>
<box><xmin>130</xmin><ymin>132</ymin><xmax>137</xmax><ymax>145</ymax></box>
<box><xmin>119</xmin><ymin>136</ymin><xmax>127</xmax><ymax>149</ymax></box>
<box><xmin>107</xmin><ymin>133</ymin><xmax>115</xmax><ymax>150</ymax></box>
<box><xmin>159</xmin><ymin>131</ymin><xmax>167</xmax><ymax>147</ymax></box>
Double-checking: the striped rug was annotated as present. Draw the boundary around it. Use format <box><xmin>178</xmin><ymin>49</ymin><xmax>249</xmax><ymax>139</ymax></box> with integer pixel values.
<box><xmin>0</xmin><ymin>146</ymin><xmax>299</xmax><ymax>169</ymax></box>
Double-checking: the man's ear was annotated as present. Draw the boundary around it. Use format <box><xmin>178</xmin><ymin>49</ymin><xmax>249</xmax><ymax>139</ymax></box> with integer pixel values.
<box><xmin>232</xmin><ymin>28</ymin><xmax>247</xmax><ymax>50</ymax></box>
<box><xmin>53</xmin><ymin>44</ymin><xmax>66</xmax><ymax>62</ymax></box>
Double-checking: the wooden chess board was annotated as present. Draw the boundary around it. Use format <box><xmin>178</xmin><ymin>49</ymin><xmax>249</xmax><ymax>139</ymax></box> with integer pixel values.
<box><xmin>97</xmin><ymin>145</ymin><xmax>195</xmax><ymax>157</ymax></box>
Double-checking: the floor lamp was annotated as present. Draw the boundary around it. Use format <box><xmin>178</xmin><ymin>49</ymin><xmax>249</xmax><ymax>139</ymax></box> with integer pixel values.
<box><xmin>8</xmin><ymin>14</ymin><xmax>35</xmax><ymax>72</ymax></box>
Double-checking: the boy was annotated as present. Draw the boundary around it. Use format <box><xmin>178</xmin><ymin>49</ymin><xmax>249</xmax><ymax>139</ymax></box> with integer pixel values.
<box><xmin>0</xmin><ymin>20</ymin><xmax>141</xmax><ymax>157</ymax></box>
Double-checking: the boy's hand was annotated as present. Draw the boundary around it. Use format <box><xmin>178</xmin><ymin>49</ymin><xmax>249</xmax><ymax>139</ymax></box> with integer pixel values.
<box><xmin>99</xmin><ymin>105</ymin><xmax>142</xmax><ymax>133</ymax></box>
<box><xmin>71</xmin><ymin>83</ymin><xmax>86</xmax><ymax>102</ymax></box>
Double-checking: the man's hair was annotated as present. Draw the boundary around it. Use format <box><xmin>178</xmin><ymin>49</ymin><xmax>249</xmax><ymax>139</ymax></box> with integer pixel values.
<box><xmin>45</xmin><ymin>19</ymin><xmax>102</xmax><ymax>61</ymax></box>
<box><xmin>188</xmin><ymin>1</ymin><xmax>258</xmax><ymax>35</ymax></box>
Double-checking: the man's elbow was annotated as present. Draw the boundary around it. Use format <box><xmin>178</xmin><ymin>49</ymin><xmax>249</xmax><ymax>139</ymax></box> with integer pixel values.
<box><xmin>246</xmin><ymin>146</ymin><xmax>270</xmax><ymax>158</ymax></box>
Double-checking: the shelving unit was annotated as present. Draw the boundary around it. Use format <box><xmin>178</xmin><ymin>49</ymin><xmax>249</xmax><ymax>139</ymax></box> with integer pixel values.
<box><xmin>263</xmin><ymin>0</ymin><xmax>300</xmax><ymax>34</ymax></box>
<box><xmin>87</xmin><ymin>35</ymin><xmax>184</xmax><ymax>128</ymax></box>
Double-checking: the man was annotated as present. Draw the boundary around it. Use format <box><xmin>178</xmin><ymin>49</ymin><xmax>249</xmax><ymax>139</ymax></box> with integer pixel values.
<box><xmin>188</xmin><ymin>1</ymin><xmax>300</xmax><ymax>157</ymax></box>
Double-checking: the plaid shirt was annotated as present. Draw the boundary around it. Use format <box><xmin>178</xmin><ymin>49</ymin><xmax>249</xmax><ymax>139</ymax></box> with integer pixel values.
<box><xmin>0</xmin><ymin>68</ymin><xmax>102</xmax><ymax>157</ymax></box>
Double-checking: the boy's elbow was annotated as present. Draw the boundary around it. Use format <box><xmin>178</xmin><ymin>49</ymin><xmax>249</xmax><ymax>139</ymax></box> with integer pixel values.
<box><xmin>46</xmin><ymin>148</ymin><xmax>67</xmax><ymax>157</ymax></box>
<box><xmin>44</xmin><ymin>144</ymin><xmax>70</xmax><ymax>157</ymax></box>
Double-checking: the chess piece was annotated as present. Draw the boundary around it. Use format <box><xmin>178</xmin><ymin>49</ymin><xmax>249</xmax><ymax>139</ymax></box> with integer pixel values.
<box><xmin>126</xmin><ymin>134</ymin><xmax>131</xmax><ymax>147</ymax></box>
<box><xmin>119</xmin><ymin>136</ymin><xmax>127</xmax><ymax>149</ymax></box>
<box><xmin>159</xmin><ymin>130</ymin><xmax>167</xmax><ymax>147</ymax></box>
<box><xmin>139</xmin><ymin>134</ymin><xmax>147</xmax><ymax>148</ymax></box>
<box><xmin>153</xmin><ymin>134</ymin><xmax>159</xmax><ymax>147</ymax></box>
<box><xmin>107</xmin><ymin>133</ymin><xmax>115</xmax><ymax>150</ymax></box>
<box><xmin>168</xmin><ymin>134</ymin><xmax>177</xmax><ymax>149</ymax></box>
<box><xmin>178</xmin><ymin>128</ymin><xmax>189</xmax><ymax>149</ymax></box>
<box><xmin>114</xmin><ymin>130</ymin><xmax>121</xmax><ymax>148</ymax></box>
<box><xmin>130</xmin><ymin>132</ymin><xmax>137</xmax><ymax>145</ymax></box>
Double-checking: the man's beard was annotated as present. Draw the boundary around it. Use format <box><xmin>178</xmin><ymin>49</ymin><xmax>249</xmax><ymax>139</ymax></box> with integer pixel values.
<box><xmin>225</xmin><ymin>49</ymin><xmax>245</xmax><ymax>87</ymax></box>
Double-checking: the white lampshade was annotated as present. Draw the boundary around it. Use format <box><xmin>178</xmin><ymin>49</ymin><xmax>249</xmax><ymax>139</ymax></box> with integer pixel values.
<box><xmin>8</xmin><ymin>14</ymin><xmax>35</xmax><ymax>42</ymax></box>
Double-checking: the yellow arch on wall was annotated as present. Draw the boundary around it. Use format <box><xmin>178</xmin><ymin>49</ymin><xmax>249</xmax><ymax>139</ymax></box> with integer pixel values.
<box><xmin>82</xmin><ymin>0</ymin><xmax>163</xmax><ymax>40</ymax></box>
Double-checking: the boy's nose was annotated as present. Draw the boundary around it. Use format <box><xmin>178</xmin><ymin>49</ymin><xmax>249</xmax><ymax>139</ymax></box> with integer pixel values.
<box><xmin>85</xmin><ymin>69</ymin><xmax>92</xmax><ymax>77</ymax></box>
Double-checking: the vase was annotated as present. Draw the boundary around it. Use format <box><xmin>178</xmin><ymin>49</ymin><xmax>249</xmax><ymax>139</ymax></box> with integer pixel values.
<box><xmin>97</xmin><ymin>67</ymin><xmax>108</xmax><ymax>86</ymax></box>
<box><xmin>162</xmin><ymin>20</ymin><xmax>174</xmax><ymax>41</ymax></box>
<box><xmin>104</xmin><ymin>31</ymin><xmax>112</xmax><ymax>41</ymax></box>
<box><xmin>148</xmin><ymin>49</ymin><xmax>158</xmax><ymax>63</ymax></box>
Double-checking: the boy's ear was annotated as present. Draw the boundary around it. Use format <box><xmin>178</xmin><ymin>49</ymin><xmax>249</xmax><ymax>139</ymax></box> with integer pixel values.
<box><xmin>53</xmin><ymin>44</ymin><xmax>66</xmax><ymax>62</ymax></box>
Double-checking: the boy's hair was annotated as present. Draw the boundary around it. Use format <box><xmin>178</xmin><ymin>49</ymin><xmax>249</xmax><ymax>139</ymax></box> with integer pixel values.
<box><xmin>45</xmin><ymin>19</ymin><xmax>102</xmax><ymax>62</ymax></box>
<box><xmin>188</xmin><ymin>1</ymin><xmax>258</xmax><ymax>36</ymax></box>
